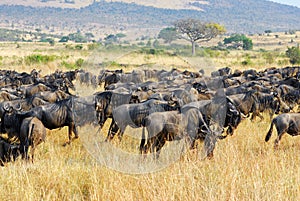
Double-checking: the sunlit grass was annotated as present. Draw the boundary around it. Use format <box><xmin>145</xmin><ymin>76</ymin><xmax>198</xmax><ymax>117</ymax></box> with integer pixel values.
<box><xmin>0</xmin><ymin>111</ymin><xmax>300</xmax><ymax>200</ymax></box>
<box><xmin>0</xmin><ymin>40</ymin><xmax>300</xmax><ymax>200</ymax></box>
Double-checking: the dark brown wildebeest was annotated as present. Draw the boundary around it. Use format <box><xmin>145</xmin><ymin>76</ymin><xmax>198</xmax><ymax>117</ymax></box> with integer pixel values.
<box><xmin>265</xmin><ymin>113</ymin><xmax>300</xmax><ymax>148</ymax></box>
<box><xmin>26</xmin><ymin>97</ymin><xmax>77</xmax><ymax>146</ymax></box>
<box><xmin>0</xmin><ymin>106</ymin><xmax>46</xmax><ymax>162</ymax></box>
<box><xmin>1</xmin><ymin>98</ymin><xmax>75</xmax><ymax>146</ymax></box>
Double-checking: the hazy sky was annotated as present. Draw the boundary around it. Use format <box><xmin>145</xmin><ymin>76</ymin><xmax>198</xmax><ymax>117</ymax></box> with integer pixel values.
<box><xmin>270</xmin><ymin>0</ymin><xmax>300</xmax><ymax>8</ymax></box>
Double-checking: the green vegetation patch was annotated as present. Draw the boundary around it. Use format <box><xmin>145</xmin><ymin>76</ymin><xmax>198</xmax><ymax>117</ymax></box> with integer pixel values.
<box><xmin>24</xmin><ymin>54</ymin><xmax>58</xmax><ymax>65</ymax></box>
<box><xmin>61</xmin><ymin>58</ymin><xmax>84</xmax><ymax>69</ymax></box>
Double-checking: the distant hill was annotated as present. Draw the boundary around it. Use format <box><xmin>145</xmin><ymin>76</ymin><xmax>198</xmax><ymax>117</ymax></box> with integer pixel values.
<box><xmin>0</xmin><ymin>0</ymin><xmax>299</xmax><ymax>40</ymax></box>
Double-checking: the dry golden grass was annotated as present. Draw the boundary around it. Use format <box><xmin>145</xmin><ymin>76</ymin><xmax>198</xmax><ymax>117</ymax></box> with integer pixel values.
<box><xmin>1</xmin><ymin>115</ymin><xmax>300</xmax><ymax>200</ymax></box>
<box><xmin>0</xmin><ymin>40</ymin><xmax>300</xmax><ymax>200</ymax></box>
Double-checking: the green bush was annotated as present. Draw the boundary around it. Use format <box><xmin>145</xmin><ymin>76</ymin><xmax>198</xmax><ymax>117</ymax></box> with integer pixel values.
<box><xmin>286</xmin><ymin>46</ymin><xmax>300</xmax><ymax>65</ymax></box>
<box><xmin>75</xmin><ymin>58</ymin><xmax>84</xmax><ymax>67</ymax></box>
<box><xmin>61</xmin><ymin>58</ymin><xmax>84</xmax><ymax>69</ymax></box>
<box><xmin>24</xmin><ymin>54</ymin><xmax>57</xmax><ymax>65</ymax></box>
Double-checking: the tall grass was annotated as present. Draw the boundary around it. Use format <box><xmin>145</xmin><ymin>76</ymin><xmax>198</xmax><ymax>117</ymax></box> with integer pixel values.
<box><xmin>0</xmin><ymin>41</ymin><xmax>300</xmax><ymax>200</ymax></box>
<box><xmin>0</xmin><ymin>114</ymin><xmax>300</xmax><ymax>200</ymax></box>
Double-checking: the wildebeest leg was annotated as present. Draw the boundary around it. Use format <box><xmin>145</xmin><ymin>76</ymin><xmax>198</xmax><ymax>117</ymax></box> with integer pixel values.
<box><xmin>20</xmin><ymin>143</ymin><xmax>29</xmax><ymax>161</ymax></box>
<box><xmin>226</xmin><ymin>126</ymin><xmax>234</xmax><ymax>136</ymax></box>
<box><xmin>152</xmin><ymin>135</ymin><xmax>165</xmax><ymax>159</ymax></box>
<box><xmin>30</xmin><ymin>145</ymin><xmax>35</xmax><ymax>163</ymax></box>
<box><xmin>251</xmin><ymin>111</ymin><xmax>264</xmax><ymax>121</ymax></box>
<box><xmin>63</xmin><ymin>123</ymin><xmax>78</xmax><ymax>146</ymax></box>
<box><xmin>116</xmin><ymin>125</ymin><xmax>126</xmax><ymax>141</ymax></box>
<box><xmin>274</xmin><ymin>131</ymin><xmax>285</xmax><ymax>149</ymax></box>
<box><xmin>140</xmin><ymin>126</ymin><xmax>148</xmax><ymax>154</ymax></box>
<box><xmin>105</xmin><ymin>119</ymin><xmax>119</xmax><ymax>142</ymax></box>
<box><xmin>117</xmin><ymin>129</ymin><xmax>125</xmax><ymax>141</ymax></box>
<box><xmin>97</xmin><ymin>115</ymin><xmax>107</xmax><ymax>130</ymax></box>
<box><xmin>73</xmin><ymin>124</ymin><xmax>79</xmax><ymax>139</ymax></box>
<box><xmin>19</xmin><ymin>131</ymin><xmax>29</xmax><ymax>161</ymax></box>
<box><xmin>250</xmin><ymin>111</ymin><xmax>255</xmax><ymax>121</ymax></box>
<box><xmin>203</xmin><ymin>133</ymin><xmax>217</xmax><ymax>160</ymax></box>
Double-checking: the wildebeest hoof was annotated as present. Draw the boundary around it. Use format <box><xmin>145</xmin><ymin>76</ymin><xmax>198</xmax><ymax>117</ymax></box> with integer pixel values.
<box><xmin>62</xmin><ymin>142</ymin><xmax>70</xmax><ymax>147</ymax></box>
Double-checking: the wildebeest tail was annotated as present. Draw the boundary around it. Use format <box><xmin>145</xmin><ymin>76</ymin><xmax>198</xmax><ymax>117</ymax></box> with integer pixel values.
<box><xmin>265</xmin><ymin>118</ymin><xmax>275</xmax><ymax>142</ymax></box>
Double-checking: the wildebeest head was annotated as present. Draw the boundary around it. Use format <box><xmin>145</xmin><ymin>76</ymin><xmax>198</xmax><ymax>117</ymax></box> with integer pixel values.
<box><xmin>225</xmin><ymin>100</ymin><xmax>242</xmax><ymax>135</ymax></box>
<box><xmin>95</xmin><ymin>91</ymin><xmax>112</xmax><ymax>112</ymax></box>
<box><xmin>0</xmin><ymin>103</ymin><xmax>23</xmax><ymax>136</ymax></box>
<box><xmin>272</xmin><ymin>91</ymin><xmax>291</xmax><ymax>114</ymax></box>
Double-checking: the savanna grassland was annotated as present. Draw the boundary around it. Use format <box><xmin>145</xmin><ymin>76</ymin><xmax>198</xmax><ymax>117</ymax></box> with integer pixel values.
<box><xmin>0</xmin><ymin>32</ymin><xmax>300</xmax><ymax>201</ymax></box>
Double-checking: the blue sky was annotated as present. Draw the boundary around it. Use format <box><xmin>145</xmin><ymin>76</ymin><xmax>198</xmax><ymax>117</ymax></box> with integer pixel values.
<box><xmin>270</xmin><ymin>0</ymin><xmax>300</xmax><ymax>8</ymax></box>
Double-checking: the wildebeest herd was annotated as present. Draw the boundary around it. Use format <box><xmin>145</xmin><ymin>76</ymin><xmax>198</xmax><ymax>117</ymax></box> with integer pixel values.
<box><xmin>0</xmin><ymin>66</ymin><xmax>299</xmax><ymax>165</ymax></box>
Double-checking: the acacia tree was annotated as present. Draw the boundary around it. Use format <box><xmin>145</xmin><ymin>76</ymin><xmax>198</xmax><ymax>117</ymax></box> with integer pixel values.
<box><xmin>174</xmin><ymin>19</ymin><xmax>226</xmax><ymax>56</ymax></box>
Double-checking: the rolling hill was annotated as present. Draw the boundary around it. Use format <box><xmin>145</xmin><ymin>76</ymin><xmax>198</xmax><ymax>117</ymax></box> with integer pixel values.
<box><xmin>0</xmin><ymin>0</ymin><xmax>299</xmax><ymax>40</ymax></box>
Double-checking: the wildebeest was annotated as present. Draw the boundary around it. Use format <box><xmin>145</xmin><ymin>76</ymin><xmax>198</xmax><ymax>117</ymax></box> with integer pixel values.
<box><xmin>229</xmin><ymin>90</ymin><xmax>290</xmax><ymax>121</ymax></box>
<box><xmin>33</xmin><ymin>89</ymin><xmax>71</xmax><ymax>103</ymax></box>
<box><xmin>19</xmin><ymin>117</ymin><xmax>46</xmax><ymax>162</ymax></box>
<box><xmin>265</xmin><ymin>113</ymin><xmax>300</xmax><ymax>148</ymax></box>
<box><xmin>22</xmin><ymin>97</ymin><xmax>79</xmax><ymax>145</ymax></box>
<box><xmin>182</xmin><ymin>94</ymin><xmax>242</xmax><ymax>137</ymax></box>
<box><xmin>94</xmin><ymin>91</ymin><xmax>134</xmax><ymax>128</ymax></box>
<box><xmin>109</xmin><ymin>99</ymin><xmax>180</xmax><ymax>142</ymax></box>
<box><xmin>140</xmin><ymin>111</ymin><xmax>184</xmax><ymax>158</ymax></box>
<box><xmin>0</xmin><ymin>105</ymin><xmax>45</xmax><ymax>162</ymax></box>
<box><xmin>211</xmin><ymin>67</ymin><xmax>232</xmax><ymax>77</ymax></box>
<box><xmin>0</xmin><ymin>97</ymin><xmax>47</xmax><ymax>120</ymax></box>
<box><xmin>141</xmin><ymin>106</ymin><xmax>220</xmax><ymax>159</ymax></box>
<box><xmin>17</xmin><ymin>83</ymin><xmax>51</xmax><ymax>98</ymax></box>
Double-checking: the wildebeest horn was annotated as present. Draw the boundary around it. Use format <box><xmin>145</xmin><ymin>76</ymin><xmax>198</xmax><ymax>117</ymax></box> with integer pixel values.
<box><xmin>10</xmin><ymin>144</ymin><xmax>20</xmax><ymax>149</ymax></box>
<box><xmin>229</xmin><ymin>108</ymin><xmax>238</xmax><ymax>114</ymax></box>
<box><xmin>240</xmin><ymin>113</ymin><xmax>249</xmax><ymax>118</ymax></box>
<box><xmin>3</xmin><ymin>103</ymin><xmax>10</xmax><ymax>112</ymax></box>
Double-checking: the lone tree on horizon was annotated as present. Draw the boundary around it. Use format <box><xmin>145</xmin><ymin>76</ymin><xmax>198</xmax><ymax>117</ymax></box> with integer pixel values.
<box><xmin>174</xmin><ymin>19</ymin><xmax>226</xmax><ymax>56</ymax></box>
